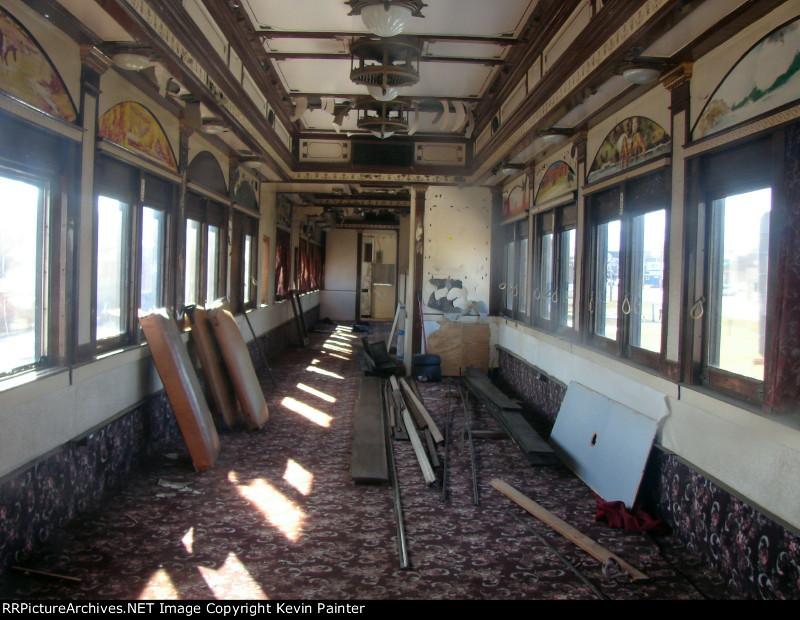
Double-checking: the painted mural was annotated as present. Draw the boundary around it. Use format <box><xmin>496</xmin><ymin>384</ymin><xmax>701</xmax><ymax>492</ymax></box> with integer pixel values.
<box><xmin>694</xmin><ymin>18</ymin><xmax>800</xmax><ymax>140</ymax></box>
<box><xmin>0</xmin><ymin>9</ymin><xmax>76</xmax><ymax>123</ymax></box>
<box><xmin>535</xmin><ymin>161</ymin><xmax>577</xmax><ymax>205</ymax></box>
<box><xmin>502</xmin><ymin>175</ymin><xmax>529</xmax><ymax>219</ymax></box>
<box><xmin>98</xmin><ymin>102</ymin><xmax>177</xmax><ymax>171</ymax></box>
<box><xmin>587</xmin><ymin>116</ymin><xmax>670</xmax><ymax>185</ymax></box>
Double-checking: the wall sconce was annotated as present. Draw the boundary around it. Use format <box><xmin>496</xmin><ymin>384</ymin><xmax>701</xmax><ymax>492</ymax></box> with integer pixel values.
<box><xmin>538</xmin><ymin>127</ymin><xmax>573</xmax><ymax>145</ymax></box>
<box><xmin>345</xmin><ymin>0</ymin><xmax>427</xmax><ymax>37</ymax></box>
<box><xmin>620</xmin><ymin>58</ymin><xmax>671</xmax><ymax>85</ymax></box>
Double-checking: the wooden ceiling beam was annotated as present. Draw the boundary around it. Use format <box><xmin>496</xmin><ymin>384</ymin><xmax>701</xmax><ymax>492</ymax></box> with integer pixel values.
<box><xmin>268</xmin><ymin>52</ymin><xmax>504</xmax><ymax>66</ymax></box>
<box><xmin>259</xmin><ymin>31</ymin><xmax>519</xmax><ymax>46</ymax></box>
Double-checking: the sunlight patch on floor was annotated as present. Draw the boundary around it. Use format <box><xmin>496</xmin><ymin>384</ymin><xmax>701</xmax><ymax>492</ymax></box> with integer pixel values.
<box><xmin>197</xmin><ymin>552</ymin><xmax>268</xmax><ymax>600</ymax></box>
<box><xmin>281</xmin><ymin>396</ymin><xmax>332</xmax><ymax>427</ymax></box>
<box><xmin>305</xmin><ymin>364</ymin><xmax>344</xmax><ymax>379</ymax></box>
<box><xmin>231</xmin><ymin>475</ymin><xmax>306</xmax><ymax>543</ymax></box>
<box><xmin>296</xmin><ymin>382</ymin><xmax>336</xmax><ymax>402</ymax></box>
<box><xmin>181</xmin><ymin>527</ymin><xmax>194</xmax><ymax>554</ymax></box>
<box><xmin>283</xmin><ymin>459</ymin><xmax>314</xmax><ymax>496</ymax></box>
<box><xmin>138</xmin><ymin>568</ymin><xmax>180</xmax><ymax>599</ymax></box>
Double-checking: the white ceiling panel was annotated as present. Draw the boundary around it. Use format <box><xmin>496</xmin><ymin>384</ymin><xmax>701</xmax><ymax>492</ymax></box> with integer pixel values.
<box><xmin>56</xmin><ymin>0</ymin><xmax>134</xmax><ymax>41</ymax></box>
<box><xmin>273</xmin><ymin>58</ymin><xmax>357</xmax><ymax>94</ymax></box>
<box><xmin>404</xmin><ymin>63</ymin><xmax>496</xmax><ymax>99</ymax></box>
<box><xmin>422</xmin><ymin>41</ymin><xmax>508</xmax><ymax>60</ymax></box>
<box><xmin>242</xmin><ymin>0</ymin><xmax>537</xmax><ymax>37</ymax></box>
<box><xmin>263</xmin><ymin>38</ymin><xmax>350</xmax><ymax>55</ymax></box>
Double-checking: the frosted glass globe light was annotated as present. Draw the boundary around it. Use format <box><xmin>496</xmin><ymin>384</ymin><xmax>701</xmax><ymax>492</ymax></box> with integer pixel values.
<box><xmin>367</xmin><ymin>85</ymin><xmax>400</xmax><ymax>101</ymax></box>
<box><xmin>361</xmin><ymin>4</ymin><xmax>413</xmax><ymax>37</ymax></box>
<box><xmin>371</xmin><ymin>129</ymin><xmax>395</xmax><ymax>139</ymax></box>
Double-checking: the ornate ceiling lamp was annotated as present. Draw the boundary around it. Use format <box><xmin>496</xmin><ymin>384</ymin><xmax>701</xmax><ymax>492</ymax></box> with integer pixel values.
<box><xmin>345</xmin><ymin>1</ymin><xmax>427</xmax><ymax>38</ymax></box>
<box><xmin>355</xmin><ymin>99</ymin><xmax>409</xmax><ymax>139</ymax></box>
<box><xmin>350</xmin><ymin>37</ymin><xmax>420</xmax><ymax>102</ymax></box>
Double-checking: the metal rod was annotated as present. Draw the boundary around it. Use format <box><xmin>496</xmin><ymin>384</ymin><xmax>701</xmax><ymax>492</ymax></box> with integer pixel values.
<box><xmin>384</xmin><ymin>393</ymin><xmax>409</xmax><ymax>570</ymax></box>
<box><xmin>441</xmin><ymin>379</ymin><xmax>452</xmax><ymax>503</ymax></box>
<box><xmin>241</xmin><ymin>303</ymin><xmax>277</xmax><ymax>388</ymax></box>
<box><xmin>460</xmin><ymin>382</ymin><xmax>480</xmax><ymax>505</ymax></box>
<box><xmin>505</xmin><ymin>509</ymin><xmax>607</xmax><ymax>600</ymax></box>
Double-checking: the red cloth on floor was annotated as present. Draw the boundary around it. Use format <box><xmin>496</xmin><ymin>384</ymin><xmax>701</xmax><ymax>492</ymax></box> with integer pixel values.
<box><xmin>594</xmin><ymin>495</ymin><xmax>668</xmax><ymax>534</ymax></box>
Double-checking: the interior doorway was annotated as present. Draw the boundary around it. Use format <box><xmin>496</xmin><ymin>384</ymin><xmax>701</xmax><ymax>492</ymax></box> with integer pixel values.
<box><xmin>357</xmin><ymin>231</ymin><xmax>398</xmax><ymax>321</ymax></box>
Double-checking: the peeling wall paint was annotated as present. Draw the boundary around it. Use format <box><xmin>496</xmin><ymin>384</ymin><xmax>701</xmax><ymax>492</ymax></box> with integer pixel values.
<box><xmin>423</xmin><ymin>186</ymin><xmax>492</xmax><ymax>315</ymax></box>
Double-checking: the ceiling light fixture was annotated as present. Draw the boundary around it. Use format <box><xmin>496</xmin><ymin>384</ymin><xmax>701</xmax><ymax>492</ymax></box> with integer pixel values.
<box><xmin>345</xmin><ymin>1</ymin><xmax>426</xmax><ymax>37</ymax></box>
<box><xmin>499</xmin><ymin>162</ymin><xmax>526</xmax><ymax>176</ymax></box>
<box><xmin>620</xmin><ymin>58</ymin><xmax>671</xmax><ymax>85</ymax></box>
<box><xmin>240</xmin><ymin>157</ymin><xmax>263</xmax><ymax>169</ymax></box>
<box><xmin>198</xmin><ymin>117</ymin><xmax>226</xmax><ymax>134</ymax></box>
<box><xmin>538</xmin><ymin>127</ymin><xmax>573</xmax><ymax>145</ymax></box>
<box><xmin>112</xmin><ymin>52</ymin><xmax>150</xmax><ymax>71</ymax></box>
<box><xmin>355</xmin><ymin>99</ymin><xmax>408</xmax><ymax>139</ymax></box>
<box><xmin>350</xmin><ymin>37</ymin><xmax>420</xmax><ymax>102</ymax></box>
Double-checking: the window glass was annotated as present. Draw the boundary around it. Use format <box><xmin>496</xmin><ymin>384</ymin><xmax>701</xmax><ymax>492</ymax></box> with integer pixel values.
<box><xmin>140</xmin><ymin>206</ymin><xmax>164</xmax><ymax>315</ymax></box>
<box><xmin>243</xmin><ymin>233</ymin><xmax>253</xmax><ymax>305</ymax></box>
<box><xmin>96</xmin><ymin>196</ymin><xmax>129</xmax><ymax>340</ymax></box>
<box><xmin>630</xmin><ymin>209</ymin><xmax>666</xmax><ymax>353</ymax></box>
<box><xmin>0</xmin><ymin>176</ymin><xmax>44</xmax><ymax>374</ymax></box>
<box><xmin>539</xmin><ymin>233</ymin><xmax>553</xmax><ymax>320</ymax></box>
<box><xmin>559</xmin><ymin>228</ymin><xmax>576</xmax><ymax>328</ymax></box>
<box><xmin>206</xmin><ymin>224</ymin><xmax>220</xmax><ymax>303</ymax></box>
<box><xmin>707</xmin><ymin>188</ymin><xmax>771</xmax><ymax>380</ymax></box>
<box><xmin>518</xmin><ymin>233</ymin><xmax>528</xmax><ymax>314</ymax></box>
<box><xmin>505</xmin><ymin>238</ymin><xmax>515</xmax><ymax>311</ymax></box>
<box><xmin>185</xmin><ymin>218</ymin><xmax>201</xmax><ymax>306</ymax></box>
<box><xmin>594</xmin><ymin>219</ymin><xmax>621</xmax><ymax>341</ymax></box>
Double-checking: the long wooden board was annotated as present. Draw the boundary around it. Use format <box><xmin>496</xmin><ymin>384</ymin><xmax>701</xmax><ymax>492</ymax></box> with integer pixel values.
<box><xmin>398</xmin><ymin>377</ymin><xmax>444</xmax><ymax>443</ymax></box>
<box><xmin>140</xmin><ymin>310</ymin><xmax>220</xmax><ymax>472</ymax></box>
<box><xmin>490</xmin><ymin>479</ymin><xmax>649</xmax><ymax>582</ymax></box>
<box><xmin>402</xmin><ymin>408</ymin><xmax>436</xmax><ymax>485</ymax></box>
<box><xmin>351</xmin><ymin>376</ymin><xmax>389</xmax><ymax>483</ymax></box>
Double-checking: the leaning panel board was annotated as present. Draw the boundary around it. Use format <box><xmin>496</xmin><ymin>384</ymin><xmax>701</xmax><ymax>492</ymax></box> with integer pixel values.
<box><xmin>550</xmin><ymin>382</ymin><xmax>658</xmax><ymax>508</ymax></box>
<box><xmin>186</xmin><ymin>306</ymin><xmax>241</xmax><ymax>429</ymax></box>
<box><xmin>351</xmin><ymin>376</ymin><xmax>388</xmax><ymax>483</ymax></box>
<box><xmin>208</xmin><ymin>307</ymin><xmax>269</xmax><ymax>430</ymax></box>
<box><xmin>139</xmin><ymin>310</ymin><xmax>220</xmax><ymax>472</ymax></box>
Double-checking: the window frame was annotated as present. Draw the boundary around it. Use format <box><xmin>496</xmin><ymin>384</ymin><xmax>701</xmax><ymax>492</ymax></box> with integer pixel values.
<box><xmin>499</xmin><ymin>216</ymin><xmax>529</xmax><ymax>322</ymax></box>
<box><xmin>184</xmin><ymin>192</ymin><xmax>229</xmax><ymax>310</ymax></box>
<box><xmin>93</xmin><ymin>155</ymin><xmax>176</xmax><ymax>354</ymax></box>
<box><xmin>584</xmin><ymin>170</ymin><xmax>670</xmax><ymax>371</ymax></box>
<box><xmin>686</xmin><ymin>132</ymin><xmax>784</xmax><ymax>405</ymax></box>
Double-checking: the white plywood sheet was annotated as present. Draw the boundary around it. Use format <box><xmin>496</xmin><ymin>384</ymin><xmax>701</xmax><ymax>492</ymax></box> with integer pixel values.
<box><xmin>550</xmin><ymin>382</ymin><xmax>658</xmax><ymax>508</ymax></box>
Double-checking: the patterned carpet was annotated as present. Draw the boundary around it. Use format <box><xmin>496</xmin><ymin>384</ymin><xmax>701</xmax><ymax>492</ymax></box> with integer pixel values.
<box><xmin>0</xmin><ymin>324</ymin><xmax>741</xmax><ymax>600</ymax></box>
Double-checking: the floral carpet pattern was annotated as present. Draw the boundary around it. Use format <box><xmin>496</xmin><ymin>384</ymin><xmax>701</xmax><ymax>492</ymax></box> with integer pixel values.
<box><xmin>0</xmin><ymin>325</ymin><xmax>741</xmax><ymax>600</ymax></box>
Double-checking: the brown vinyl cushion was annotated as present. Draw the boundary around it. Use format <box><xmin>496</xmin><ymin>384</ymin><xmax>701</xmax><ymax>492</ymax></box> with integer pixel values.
<box><xmin>207</xmin><ymin>308</ymin><xmax>269</xmax><ymax>430</ymax></box>
<box><xmin>186</xmin><ymin>306</ymin><xmax>241</xmax><ymax>428</ymax></box>
<box><xmin>139</xmin><ymin>309</ymin><xmax>220</xmax><ymax>472</ymax></box>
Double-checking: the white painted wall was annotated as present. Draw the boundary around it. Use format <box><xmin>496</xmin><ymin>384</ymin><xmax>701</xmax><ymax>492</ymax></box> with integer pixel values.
<box><xmin>496</xmin><ymin>319</ymin><xmax>800</xmax><ymax>531</ymax></box>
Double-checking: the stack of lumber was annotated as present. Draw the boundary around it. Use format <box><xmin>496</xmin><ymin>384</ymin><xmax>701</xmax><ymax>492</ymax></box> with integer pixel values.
<box><xmin>463</xmin><ymin>367</ymin><xmax>557</xmax><ymax>466</ymax></box>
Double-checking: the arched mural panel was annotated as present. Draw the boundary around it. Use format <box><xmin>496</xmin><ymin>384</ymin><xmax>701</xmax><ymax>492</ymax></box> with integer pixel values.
<box><xmin>535</xmin><ymin>161</ymin><xmax>576</xmax><ymax>205</ymax></box>
<box><xmin>694</xmin><ymin>17</ymin><xmax>800</xmax><ymax>140</ymax></box>
<box><xmin>587</xmin><ymin>116</ymin><xmax>670</xmax><ymax>185</ymax></box>
<box><xmin>187</xmin><ymin>151</ymin><xmax>227</xmax><ymax>194</ymax></box>
<box><xmin>99</xmin><ymin>101</ymin><xmax>177</xmax><ymax>171</ymax></box>
<box><xmin>502</xmin><ymin>175</ymin><xmax>529</xmax><ymax>219</ymax></box>
<box><xmin>0</xmin><ymin>8</ymin><xmax>76</xmax><ymax>123</ymax></box>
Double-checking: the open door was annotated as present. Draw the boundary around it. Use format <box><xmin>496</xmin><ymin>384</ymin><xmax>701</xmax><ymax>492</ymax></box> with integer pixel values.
<box><xmin>358</xmin><ymin>231</ymin><xmax>398</xmax><ymax>321</ymax></box>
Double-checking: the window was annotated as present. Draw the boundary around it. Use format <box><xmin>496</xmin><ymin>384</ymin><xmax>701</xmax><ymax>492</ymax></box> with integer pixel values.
<box><xmin>0</xmin><ymin>174</ymin><xmax>47</xmax><ymax>376</ymax></box>
<box><xmin>94</xmin><ymin>156</ymin><xmax>174</xmax><ymax>351</ymax></box>
<box><xmin>586</xmin><ymin>171</ymin><xmax>668</xmax><ymax>367</ymax></box>
<box><xmin>688</xmin><ymin>133</ymin><xmax>784</xmax><ymax>404</ymax></box>
<box><xmin>533</xmin><ymin>204</ymin><xmax>577</xmax><ymax>333</ymax></box>
<box><xmin>499</xmin><ymin>218</ymin><xmax>528</xmax><ymax>321</ymax></box>
<box><xmin>274</xmin><ymin>227</ymin><xmax>291</xmax><ymax>302</ymax></box>
<box><xmin>231</xmin><ymin>210</ymin><xmax>259</xmax><ymax>312</ymax></box>
<box><xmin>184</xmin><ymin>193</ymin><xmax>228</xmax><ymax>309</ymax></box>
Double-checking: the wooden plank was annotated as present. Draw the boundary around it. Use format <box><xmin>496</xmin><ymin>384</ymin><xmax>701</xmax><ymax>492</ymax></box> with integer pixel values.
<box><xmin>390</xmin><ymin>375</ymin><xmax>425</xmax><ymax>428</ymax></box>
<box><xmin>426</xmin><ymin>321</ymin><xmax>462</xmax><ymax>376</ymax></box>
<box><xmin>464</xmin><ymin>367</ymin><xmax>521</xmax><ymax>411</ymax></box>
<box><xmin>495</xmin><ymin>409</ymin><xmax>558</xmax><ymax>466</ymax></box>
<box><xmin>398</xmin><ymin>377</ymin><xmax>444</xmax><ymax>443</ymax></box>
<box><xmin>490</xmin><ymin>479</ymin><xmax>649</xmax><ymax>583</ymax></box>
<box><xmin>351</xmin><ymin>376</ymin><xmax>388</xmax><ymax>483</ymax></box>
<box><xmin>402</xmin><ymin>408</ymin><xmax>436</xmax><ymax>485</ymax></box>
<box><xmin>461</xmin><ymin>323</ymin><xmax>490</xmax><ymax>374</ymax></box>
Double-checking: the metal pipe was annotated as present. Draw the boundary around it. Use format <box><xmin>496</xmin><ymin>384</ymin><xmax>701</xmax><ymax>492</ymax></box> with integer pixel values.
<box><xmin>384</xmin><ymin>390</ymin><xmax>410</xmax><ymax>569</ymax></box>
<box><xmin>460</xmin><ymin>382</ymin><xmax>480</xmax><ymax>505</ymax></box>
<box><xmin>441</xmin><ymin>379</ymin><xmax>452</xmax><ymax>504</ymax></box>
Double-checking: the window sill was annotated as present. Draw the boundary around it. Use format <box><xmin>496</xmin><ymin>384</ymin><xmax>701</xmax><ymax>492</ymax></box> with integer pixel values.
<box><xmin>0</xmin><ymin>366</ymin><xmax>70</xmax><ymax>408</ymax></box>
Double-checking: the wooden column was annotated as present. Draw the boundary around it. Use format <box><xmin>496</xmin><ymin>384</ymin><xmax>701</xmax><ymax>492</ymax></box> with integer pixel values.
<box><xmin>75</xmin><ymin>46</ymin><xmax>112</xmax><ymax>360</ymax></box>
<box><xmin>411</xmin><ymin>186</ymin><xmax>427</xmax><ymax>356</ymax></box>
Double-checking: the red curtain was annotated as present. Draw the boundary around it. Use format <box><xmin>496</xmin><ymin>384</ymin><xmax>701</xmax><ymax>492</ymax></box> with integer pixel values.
<box><xmin>765</xmin><ymin>123</ymin><xmax>800</xmax><ymax>412</ymax></box>
<box><xmin>274</xmin><ymin>228</ymin><xmax>290</xmax><ymax>300</ymax></box>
